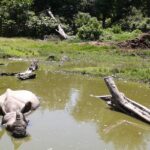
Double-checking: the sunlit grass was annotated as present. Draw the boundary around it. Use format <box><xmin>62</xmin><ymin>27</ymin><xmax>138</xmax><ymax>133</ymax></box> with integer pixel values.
<box><xmin>0</xmin><ymin>37</ymin><xmax>150</xmax><ymax>82</ymax></box>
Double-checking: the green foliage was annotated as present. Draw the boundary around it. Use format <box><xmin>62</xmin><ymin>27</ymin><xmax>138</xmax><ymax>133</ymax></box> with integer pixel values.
<box><xmin>1</xmin><ymin>37</ymin><xmax>150</xmax><ymax>82</ymax></box>
<box><xmin>0</xmin><ymin>0</ymin><xmax>32</xmax><ymax>36</ymax></box>
<box><xmin>101</xmin><ymin>28</ymin><xmax>141</xmax><ymax>42</ymax></box>
<box><xmin>75</xmin><ymin>12</ymin><xmax>91</xmax><ymax>29</ymax></box>
<box><xmin>25</xmin><ymin>12</ymin><xmax>58</xmax><ymax>38</ymax></box>
<box><xmin>75</xmin><ymin>13</ymin><xmax>102</xmax><ymax>40</ymax></box>
<box><xmin>111</xmin><ymin>25</ymin><xmax>122</xmax><ymax>34</ymax></box>
<box><xmin>119</xmin><ymin>7</ymin><xmax>150</xmax><ymax>32</ymax></box>
<box><xmin>0</xmin><ymin>0</ymin><xmax>149</xmax><ymax>38</ymax></box>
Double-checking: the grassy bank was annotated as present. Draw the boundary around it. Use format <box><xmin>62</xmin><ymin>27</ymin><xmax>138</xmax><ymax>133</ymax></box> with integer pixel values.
<box><xmin>0</xmin><ymin>36</ymin><xmax>150</xmax><ymax>83</ymax></box>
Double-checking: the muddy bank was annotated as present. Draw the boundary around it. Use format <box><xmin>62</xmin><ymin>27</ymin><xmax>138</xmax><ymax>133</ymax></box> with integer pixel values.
<box><xmin>118</xmin><ymin>33</ymin><xmax>150</xmax><ymax>49</ymax></box>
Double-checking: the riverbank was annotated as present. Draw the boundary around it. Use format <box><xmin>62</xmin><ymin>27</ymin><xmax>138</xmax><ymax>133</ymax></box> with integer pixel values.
<box><xmin>0</xmin><ymin>37</ymin><xmax>150</xmax><ymax>83</ymax></box>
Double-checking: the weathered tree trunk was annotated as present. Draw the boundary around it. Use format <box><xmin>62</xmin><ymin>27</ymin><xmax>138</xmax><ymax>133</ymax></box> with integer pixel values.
<box><xmin>47</xmin><ymin>9</ymin><xmax>69</xmax><ymax>39</ymax></box>
<box><xmin>99</xmin><ymin>76</ymin><xmax>150</xmax><ymax>123</ymax></box>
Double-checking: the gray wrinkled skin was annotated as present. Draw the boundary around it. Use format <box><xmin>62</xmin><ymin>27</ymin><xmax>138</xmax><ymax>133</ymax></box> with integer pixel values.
<box><xmin>0</xmin><ymin>89</ymin><xmax>40</xmax><ymax>138</ymax></box>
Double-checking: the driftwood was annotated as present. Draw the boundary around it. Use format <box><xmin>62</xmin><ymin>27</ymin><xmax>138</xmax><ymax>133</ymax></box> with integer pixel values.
<box><xmin>47</xmin><ymin>9</ymin><xmax>69</xmax><ymax>39</ymax></box>
<box><xmin>16</xmin><ymin>71</ymin><xmax>36</xmax><ymax>80</ymax></box>
<box><xmin>0</xmin><ymin>61</ymin><xmax>38</xmax><ymax>80</ymax></box>
<box><xmin>16</xmin><ymin>61</ymin><xmax>38</xmax><ymax>80</ymax></box>
<box><xmin>98</xmin><ymin>76</ymin><xmax>150</xmax><ymax>123</ymax></box>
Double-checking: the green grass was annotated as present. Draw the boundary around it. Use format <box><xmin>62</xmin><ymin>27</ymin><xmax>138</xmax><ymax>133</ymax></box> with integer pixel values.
<box><xmin>0</xmin><ymin>37</ymin><xmax>150</xmax><ymax>83</ymax></box>
<box><xmin>102</xmin><ymin>29</ymin><xmax>142</xmax><ymax>42</ymax></box>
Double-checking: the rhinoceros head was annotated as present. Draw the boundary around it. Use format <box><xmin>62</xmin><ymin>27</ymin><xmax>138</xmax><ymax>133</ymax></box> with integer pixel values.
<box><xmin>1</xmin><ymin>102</ymin><xmax>31</xmax><ymax>138</ymax></box>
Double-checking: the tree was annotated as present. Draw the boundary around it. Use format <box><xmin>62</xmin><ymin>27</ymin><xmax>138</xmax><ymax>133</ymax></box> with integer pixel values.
<box><xmin>0</xmin><ymin>0</ymin><xmax>32</xmax><ymax>36</ymax></box>
<box><xmin>143</xmin><ymin>0</ymin><xmax>150</xmax><ymax>17</ymax></box>
<box><xmin>95</xmin><ymin>0</ymin><xmax>114</xmax><ymax>28</ymax></box>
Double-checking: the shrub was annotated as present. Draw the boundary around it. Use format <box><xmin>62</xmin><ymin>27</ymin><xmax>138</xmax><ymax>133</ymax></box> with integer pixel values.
<box><xmin>111</xmin><ymin>25</ymin><xmax>122</xmax><ymax>34</ymax></box>
<box><xmin>75</xmin><ymin>12</ymin><xmax>91</xmax><ymax>29</ymax></box>
<box><xmin>75</xmin><ymin>12</ymin><xmax>102</xmax><ymax>40</ymax></box>
<box><xmin>119</xmin><ymin>7</ymin><xmax>150</xmax><ymax>32</ymax></box>
<box><xmin>25</xmin><ymin>12</ymin><xmax>59</xmax><ymax>38</ymax></box>
<box><xmin>0</xmin><ymin>0</ymin><xmax>32</xmax><ymax>37</ymax></box>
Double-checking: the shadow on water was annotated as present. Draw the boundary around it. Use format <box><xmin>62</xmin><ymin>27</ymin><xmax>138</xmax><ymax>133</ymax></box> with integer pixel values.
<box><xmin>1</xmin><ymin>61</ymin><xmax>150</xmax><ymax>150</ymax></box>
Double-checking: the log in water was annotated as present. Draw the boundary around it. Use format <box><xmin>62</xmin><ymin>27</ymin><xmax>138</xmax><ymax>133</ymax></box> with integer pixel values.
<box><xmin>100</xmin><ymin>76</ymin><xmax>150</xmax><ymax>123</ymax></box>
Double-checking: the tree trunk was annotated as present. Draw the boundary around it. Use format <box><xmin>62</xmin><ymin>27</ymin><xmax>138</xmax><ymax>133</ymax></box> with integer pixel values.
<box><xmin>102</xmin><ymin>14</ymin><xmax>106</xmax><ymax>28</ymax></box>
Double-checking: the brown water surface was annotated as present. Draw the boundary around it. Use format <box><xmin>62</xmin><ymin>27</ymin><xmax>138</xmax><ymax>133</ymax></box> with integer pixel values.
<box><xmin>0</xmin><ymin>61</ymin><xmax>150</xmax><ymax>150</ymax></box>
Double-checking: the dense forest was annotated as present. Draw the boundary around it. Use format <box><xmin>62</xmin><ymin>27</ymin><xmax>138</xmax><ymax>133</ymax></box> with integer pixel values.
<box><xmin>0</xmin><ymin>0</ymin><xmax>150</xmax><ymax>39</ymax></box>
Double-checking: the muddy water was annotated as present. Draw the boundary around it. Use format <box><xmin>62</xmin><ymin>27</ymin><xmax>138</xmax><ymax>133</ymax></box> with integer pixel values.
<box><xmin>1</xmin><ymin>61</ymin><xmax>150</xmax><ymax>150</ymax></box>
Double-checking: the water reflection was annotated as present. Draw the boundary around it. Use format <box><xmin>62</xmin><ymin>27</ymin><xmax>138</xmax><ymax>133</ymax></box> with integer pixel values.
<box><xmin>65</xmin><ymin>88</ymin><xmax>80</xmax><ymax>113</ymax></box>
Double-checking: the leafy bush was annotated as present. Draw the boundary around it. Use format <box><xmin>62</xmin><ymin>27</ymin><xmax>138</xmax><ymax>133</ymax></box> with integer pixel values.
<box><xmin>25</xmin><ymin>12</ymin><xmax>59</xmax><ymax>38</ymax></box>
<box><xmin>101</xmin><ymin>28</ymin><xmax>142</xmax><ymax>42</ymax></box>
<box><xmin>119</xmin><ymin>7</ymin><xmax>150</xmax><ymax>32</ymax></box>
<box><xmin>75</xmin><ymin>12</ymin><xmax>102</xmax><ymax>40</ymax></box>
<box><xmin>75</xmin><ymin>12</ymin><xmax>91</xmax><ymax>29</ymax></box>
<box><xmin>111</xmin><ymin>25</ymin><xmax>122</xmax><ymax>34</ymax></box>
<box><xmin>0</xmin><ymin>0</ymin><xmax>32</xmax><ymax>37</ymax></box>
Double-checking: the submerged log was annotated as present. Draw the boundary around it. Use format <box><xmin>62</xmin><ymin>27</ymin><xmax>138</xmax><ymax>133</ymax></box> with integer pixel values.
<box><xmin>0</xmin><ymin>73</ymin><xmax>17</xmax><ymax>76</ymax></box>
<box><xmin>99</xmin><ymin>76</ymin><xmax>150</xmax><ymax>123</ymax></box>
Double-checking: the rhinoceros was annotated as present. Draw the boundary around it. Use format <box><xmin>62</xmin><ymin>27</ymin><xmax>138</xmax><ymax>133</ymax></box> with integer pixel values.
<box><xmin>0</xmin><ymin>89</ymin><xmax>40</xmax><ymax>138</ymax></box>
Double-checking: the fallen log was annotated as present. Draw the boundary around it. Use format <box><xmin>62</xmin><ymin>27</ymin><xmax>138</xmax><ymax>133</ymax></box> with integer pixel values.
<box><xmin>0</xmin><ymin>61</ymin><xmax>38</xmax><ymax>80</ymax></box>
<box><xmin>16</xmin><ymin>70</ymin><xmax>36</xmax><ymax>80</ymax></box>
<box><xmin>0</xmin><ymin>73</ymin><xmax>17</xmax><ymax>76</ymax></box>
<box><xmin>99</xmin><ymin>76</ymin><xmax>150</xmax><ymax>123</ymax></box>
<box><xmin>16</xmin><ymin>61</ymin><xmax>38</xmax><ymax>80</ymax></box>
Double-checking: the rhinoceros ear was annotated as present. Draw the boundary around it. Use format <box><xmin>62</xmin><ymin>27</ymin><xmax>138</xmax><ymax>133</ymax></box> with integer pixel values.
<box><xmin>21</xmin><ymin>102</ymin><xmax>32</xmax><ymax>114</ymax></box>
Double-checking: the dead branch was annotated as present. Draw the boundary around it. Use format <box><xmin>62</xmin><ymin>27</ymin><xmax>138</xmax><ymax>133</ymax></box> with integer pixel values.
<box><xmin>47</xmin><ymin>9</ymin><xmax>69</xmax><ymax>39</ymax></box>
